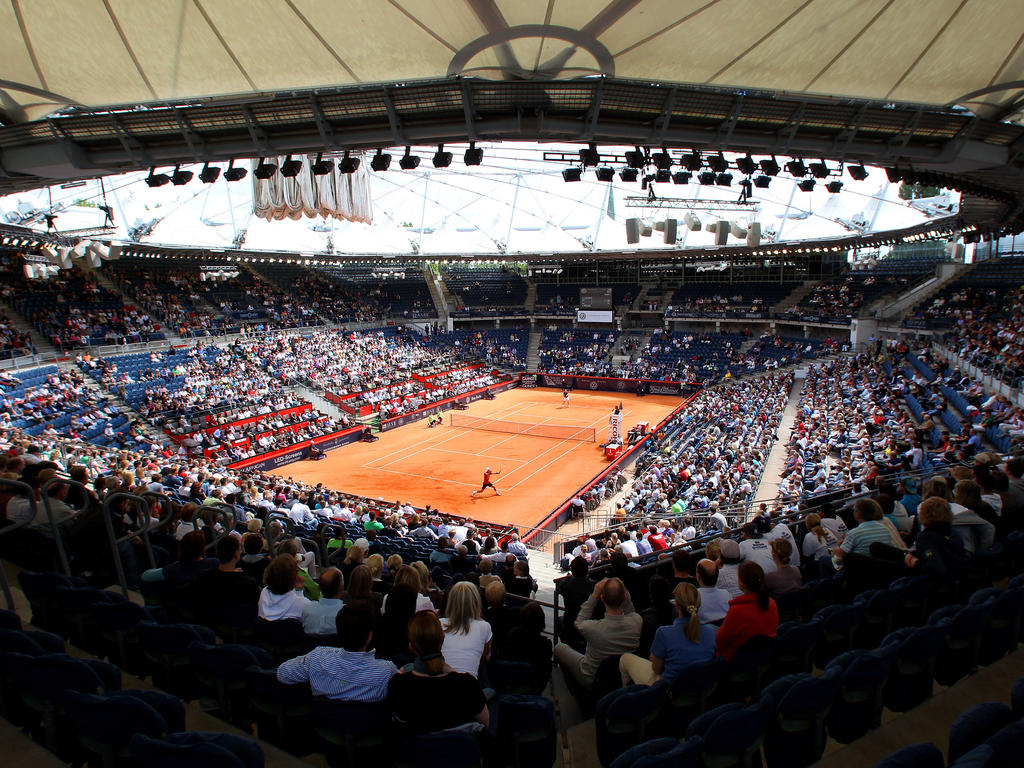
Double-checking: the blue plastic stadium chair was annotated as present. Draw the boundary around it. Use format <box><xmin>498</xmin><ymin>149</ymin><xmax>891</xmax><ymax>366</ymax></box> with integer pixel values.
<box><xmin>974</xmin><ymin>587</ymin><xmax>1024</xmax><ymax>664</ymax></box>
<box><xmin>311</xmin><ymin>696</ymin><xmax>392</xmax><ymax>767</ymax></box>
<box><xmin>662</xmin><ymin>656</ymin><xmax>724</xmax><ymax>734</ymax></box>
<box><xmin>874</xmin><ymin>741</ymin><xmax>944</xmax><ymax>768</ymax></box>
<box><xmin>983</xmin><ymin>720</ymin><xmax>1024</xmax><ymax>766</ymax></box>
<box><xmin>63</xmin><ymin>689</ymin><xmax>180</xmax><ymax>767</ymax></box>
<box><xmin>243</xmin><ymin>666</ymin><xmax>314</xmax><ymax>756</ymax></box>
<box><xmin>139</xmin><ymin>621</ymin><xmax>216</xmax><ymax>699</ymax></box>
<box><xmin>188</xmin><ymin>641</ymin><xmax>272</xmax><ymax>724</ymax></box>
<box><xmin>609</xmin><ymin>736</ymin><xmax>704</xmax><ymax>768</ymax></box>
<box><xmin>948</xmin><ymin>702</ymin><xmax>1015</xmax><ymax>763</ymax></box>
<box><xmin>596</xmin><ymin>682</ymin><xmax>669</xmax><ymax>767</ymax></box>
<box><xmin>685</xmin><ymin>695</ymin><xmax>774</xmax><ymax>768</ymax></box>
<box><xmin>929</xmin><ymin>601</ymin><xmax>992</xmax><ymax>686</ymax></box>
<box><xmin>762</xmin><ymin>667</ymin><xmax>842</xmax><ymax>768</ymax></box>
<box><xmin>949</xmin><ymin>744</ymin><xmax>994</xmax><ymax>767</ymax></box>
<box><xmin>812</xmin><ymin>603</ymin><xmax>866</xmax><ymax>668</ymax></box>
<box><xmin>130</xmin><ymin>732</ymin><xmax>264</xmax><ymax>768</ymax></box>
<box><xmin>0</xmin><ymin>608</ymin><xmax>21</xmax><ymax>630</ymax></box>
<box><xmin>826</xmin><ymin>647</ymin><xmax>897</xmax><ymax>744</ymax></box>
<box><xmin>881</xmin><ymin>623</ymin><xmax>949</xmax><ymax>712</ymax></box>
<box><xmin>770</xmin><ymin>620</ymin><xmax>823</xmax><ymax>679</ymax></box>
<box><xmin>398</xmin><ymin>728</ymin><xmax>483</xmax><ymax>768</ymax></box>
<box><xmin>491</xmin><ymin>694</ymin><xmax>557</xmax><ymax>768</ymax></box>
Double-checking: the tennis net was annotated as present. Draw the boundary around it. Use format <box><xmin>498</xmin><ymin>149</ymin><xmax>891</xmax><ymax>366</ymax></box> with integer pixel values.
<box><xmin>450</xmin><ymin>413</ymin><xmax>597</xmax><ymax>443</ymax></box>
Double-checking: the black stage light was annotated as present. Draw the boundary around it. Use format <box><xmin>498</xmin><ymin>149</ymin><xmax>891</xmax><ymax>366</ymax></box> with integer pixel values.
<box><xmin>579</xmin><ymin>143</ymin><xmax>600</xmax><ymax>167</ymax></box>
<box><xmin>619</xmin><ymin>168</ymin><xmax>639</xmax><ymax>182</ymax></box>
<box><xmin>682</xmin><ymin>152</ymin><xmax>703</xmax><ymax>172</ymax></box>
<box><xmin>594</xmin><ymin>167</ymin><xmax>615</xmax><ymax>182</ymax></box>
<box><xmin>798</xmin><ymin>178</ymin><xmax>816</xmax><ymax>191</ymax></box>
<box><xmin>338</xmin><ymin>151</ymin><xmax>360</xmax><ymax>173</ymax></box>
<box><xmin>224</xmin><ymin>160</ymin><xmax>248</xmax><ymax>182</ymax></box>
<box><xmin>198</xmin><ymin>163</ymin><xmax>221</xmax><ymax>184</ymax></box>
<box><xmin>786</xmin><ymin>159</ymin><xmax>808</xmax><ymax>177</ymax></box>
<box><xmin>464</xmin><ymin>142</ymin><xmax>483</xmax><ymax>166</ymax></box>
<box><xmin>170</xmin><ymin>165</ymin><xmax>193</xmax><ymax>185</ymax></box>
<box><xmin>885</xmin><ymin>167</ymin><xmax>904</xmax><ymax>183</ymax></box>
<box><xmin>651</xmin><ymin>148</ymin><xmax>673</xmax><ymax>170</ymax></box>
<box><xmin>736</xmin><ymin>154</ymin><xmax>757</xmax><ymax>175</ymax></box>
<box><xmin>848</xmin><ymin>164</ymin><xmax>869</xmax><ymax>181</ymax></box>
<box><xmin>707</xmin><ymin>153</ymin><xmax>728</xmax><ymax>173</ymax></box>
<box><xmin>698</xmin><ymin>171</ymin><xmax>716</xmax><ymax>185</ymax></box>
<box><xmin>432</xmin><ymin>144</ymin><xmax>453</xmax><ymax>168</ymax></box>
<box><xmin>826</xmin><ymin>180</ymin><xmax>844</xmax><ymax>193</ymax></box>
<box><xmin>312</xmin><ymin>152</ymin><xmax>335</xmax><ymax>175</ymax></box>
<box><xmin>655</xmin><ymin>169</ymin><xmax>671</xmax><ymax>183</ymax></box>
<box><xmin>562</xmin><ymin>167</ymin><xmax>582</xmax><ymax>182</ymax></box>
<box><xmin>809</xmin><ymin>161</ymin><xmax>830</xmax><ymax>179</ymax></box>
<box><xmin>371</xmin><ymin>149</ymin><xmax>392</xmax><ymax>171</ymax></box>
<box><xmin>759</xmin><ymin>156</ymin><xmax>780</xmax><ymax>176</ymax></box>
<box><xmin>145</xmin><ymin>167</ymin><xmax>171</xmax><ymax>187</ymax></box>
<box><xmin>672</xmin><ymin>171</ymin><xmax>691</xmax><ymax>184</ymax></box>
<box><xmin>716</xmin><ymin>172</ymin><xmax>732</xmax><ymax>186</ymax></box>
<box><xmin>753</xmin><ymin>175</ymin><xmax>771</xmax><ymax>188</ymax></box>
<box><xmin>280</xmin><ymin>156</ymin><xmax>303</xmax><ymax>178</ymax></box>
<box><xmin>399</xmin><ymin>147</ymin><xmax>421</xmax><ymax>170</ymax></box>
<box><xmin>624</xmin><ymin>146</ymin><xmax>646</xmax><ymax>169</ymax></box>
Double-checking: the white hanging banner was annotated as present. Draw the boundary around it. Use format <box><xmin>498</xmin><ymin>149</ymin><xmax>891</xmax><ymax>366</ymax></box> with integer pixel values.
<box><xmin>252</xmin><ymin>153</ymin><xmax>373</xmax><ymax>224</ymax></box>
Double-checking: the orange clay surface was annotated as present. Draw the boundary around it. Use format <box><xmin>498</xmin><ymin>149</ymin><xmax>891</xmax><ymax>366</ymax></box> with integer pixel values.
<box><xmin>268</xmin><ymin>387</ymin><xmax>684</xmax><ymax>530</ymax></box>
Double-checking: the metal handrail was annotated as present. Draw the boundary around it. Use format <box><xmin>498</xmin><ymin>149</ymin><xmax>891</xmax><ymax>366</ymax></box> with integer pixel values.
<box><xmin>101</xmin><ymin>492</ymin><xmax>154</xmax><ymax>597</ymax></box>
<box><xmin>200</xmin><ymin>502</ymin><xmax>238</xmax><ymax>552</ymax></box>
<box><xmin>0</xmin><ymin>478</ymin><xmax>39</xmax><ymax>609</ymax></box>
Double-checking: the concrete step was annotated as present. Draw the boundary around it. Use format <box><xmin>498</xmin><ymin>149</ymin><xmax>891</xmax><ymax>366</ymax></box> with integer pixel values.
<box><xmin>0</xmin><ymin>299</ymin><xmax>58</xmax><ymax>356</ymax></box>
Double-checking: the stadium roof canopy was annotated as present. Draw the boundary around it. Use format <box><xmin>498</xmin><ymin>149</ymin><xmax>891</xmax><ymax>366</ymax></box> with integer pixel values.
<box><xmin>1</xmin><ymin>0</ymin><xmax>1023</xmax><ymax>235</ymax></box>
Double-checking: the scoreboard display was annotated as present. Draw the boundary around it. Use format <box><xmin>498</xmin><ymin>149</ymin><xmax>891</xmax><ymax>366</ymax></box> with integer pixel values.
<box><xmin>580</xmin><ymin>287</ymin><xmax>613</xmax><ymax>309</ymax></box>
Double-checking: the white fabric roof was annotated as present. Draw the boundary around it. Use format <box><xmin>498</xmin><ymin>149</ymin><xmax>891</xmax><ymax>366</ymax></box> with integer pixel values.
<box><xmin>1</xmin><ymin>0</ymin><xmax>1022</xmax><ymax>124</ymax></box>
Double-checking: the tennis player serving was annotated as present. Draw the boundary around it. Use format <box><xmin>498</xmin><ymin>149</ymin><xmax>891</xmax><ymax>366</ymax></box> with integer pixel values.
<box><xmin>471</xmin><ymin>466</ymin><xmax>502</xmax><ymax>497</ymax></box>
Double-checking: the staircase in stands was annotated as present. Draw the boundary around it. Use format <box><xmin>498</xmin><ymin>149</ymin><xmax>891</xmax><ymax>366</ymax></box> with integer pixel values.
<box><xmin>526</xmin><ymin>328</ymin><xmax>542</xmax><ymax>371</ymax></box>
<box><xmin>422</xmin><ymin>265</ymin><xmax>449</xmax><ymax>322</ymax></box>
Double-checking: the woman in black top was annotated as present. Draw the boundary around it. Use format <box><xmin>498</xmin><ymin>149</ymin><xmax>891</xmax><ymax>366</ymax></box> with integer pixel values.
<box><xmin>905</xmin><ymin>497</ymin><xmax>966</xmax><ymax>581</ymax></box>
<box><xmin>501</xmin><ymin>600</ymin><xmax>553</xmax><ymax>690</ymax></box>
<box><xmin>387</xmin><ymin>611</ymin><xmax>488</xmax><ymax>733</ymax></box>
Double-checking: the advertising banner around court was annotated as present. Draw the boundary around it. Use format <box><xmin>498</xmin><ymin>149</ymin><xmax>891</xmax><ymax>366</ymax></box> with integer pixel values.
<box><xmin>379</xmin><ymin>378</ymin><xmax>520</xmax><ymax>432</ymax></box>
<box><xmin>520</xmin><ymin>374</ymin><xmax>537</xmax><ymax>389</ymax></box>
<box><xmin>226</xmin><ymin>427</ymin><xmax>364</xmax><ymax>471</ymax></box>
<box><xmin>534</xmin><ymin>373</ymin><xmax>700</xmax><ymax>396</ymax></box>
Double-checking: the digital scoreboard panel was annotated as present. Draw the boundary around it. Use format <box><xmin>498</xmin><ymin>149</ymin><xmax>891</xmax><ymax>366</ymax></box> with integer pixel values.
<box><xmin>580</xmin><ymin>287</ymin><xmax>613</xmax><ymax>309</ymax></box>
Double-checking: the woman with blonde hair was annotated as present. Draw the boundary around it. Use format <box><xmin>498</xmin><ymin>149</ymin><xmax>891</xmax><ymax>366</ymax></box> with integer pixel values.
<box><xmin>410</xmin><ymin>560</ymin><xmax>441</xmax><ymax>609</ymax></box>
<box><xmin>619</xmin><ymin>583</ymin><xmax>716</xmax><ymax>685</ymax></box>
<box><xmin>801</xmin><ymin>513</ymin><xmax>837</xmax><ymax>562</ymax></box>
<box><xmin>340</xmin><ymin>542</ymin><xmax>364</xmax><ymax>581</ymax></box>
<box><xmin>382</xmin><ymin>565</ymin><xmax>435</xmax><ymax>613</ymax></box>
<box><xmin>440</xmin><ymin>580</ymin><xmax>492</xmax><ymax>678</ymax></box>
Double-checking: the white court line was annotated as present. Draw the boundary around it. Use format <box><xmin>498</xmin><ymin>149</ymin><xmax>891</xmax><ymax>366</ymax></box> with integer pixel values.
<box><xmin>504</xmin><ymin>408</ymin><xmax>614</xmax><ymax>490</ymax></box>
<box><xmin>361</xmin><ymin>398</ymin><xmax>544</xmax><ymax>471</ymax></box>
<box><xmin>368</xmin><ymin>466</ymin><xmax>479</xmax><ymax>488</ymax></box>
<box><xmin>495</xmin><ymin>414</ymin><xmax>600</xmax><ymax>483</ymax></box>
<box><xmin>430</xmin><ymin>447</ymin><xmax>526</xmax><ymax>461</ymax></box>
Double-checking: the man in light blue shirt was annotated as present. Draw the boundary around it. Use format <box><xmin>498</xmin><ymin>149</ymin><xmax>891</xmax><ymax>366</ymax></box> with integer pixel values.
<box><xmin>279</xmin><ymin>602</ymin><xmax>396</xmax><ymax>701</ymax></box>
<box><xmin>301</xmin><ymin>567</ymin><xmax>344</xmax><ymax>635</ymax></box>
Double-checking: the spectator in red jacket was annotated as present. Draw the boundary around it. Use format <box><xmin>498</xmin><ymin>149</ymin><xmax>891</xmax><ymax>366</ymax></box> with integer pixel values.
<box><xmin>715</xmin><ymin>561</ymin><xmax>778</xmax><ymax>660</ymax></box>
<box><xmin>646</xmin><ymin>524</ymin><xmax>667</xmax><ymax>551</ymax></box>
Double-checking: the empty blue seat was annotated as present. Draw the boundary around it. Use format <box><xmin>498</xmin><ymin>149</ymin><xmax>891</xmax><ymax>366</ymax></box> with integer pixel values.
<box><xmin>609</xmin><ymin>736</ymin><xmax>704</xmax><ymax>768</ymax></box>
<box><xmin>596</xmin><ymin>682</ymin><xmax>668</xmax><ymax>767</ymax></box>
<box><xmin>948</xmin><ymin>702</ymin><xmax>1015</xmax><ymax>763</ymax></box>
<box><xmin>875</xmin><ymin>742</ymin><xmax>944</xmax><ymax>768</ymax></box>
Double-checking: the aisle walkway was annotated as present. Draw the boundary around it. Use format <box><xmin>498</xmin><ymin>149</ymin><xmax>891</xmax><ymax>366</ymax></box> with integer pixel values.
<box><xmin>750</xmin><ymin>369</ymin><xmax>807</xmax><ymax>504</ymax></box>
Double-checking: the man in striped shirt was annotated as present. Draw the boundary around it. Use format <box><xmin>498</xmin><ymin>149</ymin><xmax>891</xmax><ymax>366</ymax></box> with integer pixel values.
<box><xmin>834</xmin><ymin>498</ymin><xmax>901</xmax><ymax>564</ymax></box>
<box><xmin>277</xmin><ymin>601</ymin><xmax>396</xmax><ymax>701</ymax></box>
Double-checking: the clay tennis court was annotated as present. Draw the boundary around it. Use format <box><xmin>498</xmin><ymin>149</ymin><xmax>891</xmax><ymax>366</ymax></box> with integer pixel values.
<box><xmin>269</xmin><ymin>387</ymin><xmax>685</xmax><ymax>529</ymax></box>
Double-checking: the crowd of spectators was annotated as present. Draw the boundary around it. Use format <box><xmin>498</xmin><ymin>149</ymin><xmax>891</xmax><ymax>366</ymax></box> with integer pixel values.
<box><xmin>538</xmin><ymin>330</ymin><xmax>617</xmax><ymax>376</ymax></box>
<box><xmin>0</xmin><ymin>311</ymin><xmax>35</xmax><ymax>359</ymax></box>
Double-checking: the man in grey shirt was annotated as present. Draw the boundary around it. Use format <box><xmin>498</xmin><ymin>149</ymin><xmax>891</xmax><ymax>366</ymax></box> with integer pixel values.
<box><xmin>695</xmin><ymin>558</ymin><xmax>731</xmax><ymax>624</ymax></box>
<box><xmin>553</xmin><ymin>578</ymin><xmax>641</xmax><ymax>690</ymax></box>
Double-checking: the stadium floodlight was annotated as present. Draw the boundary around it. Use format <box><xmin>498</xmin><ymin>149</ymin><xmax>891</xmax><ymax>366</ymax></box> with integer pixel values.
<box><xmin>672</xmin><ymin>171</ymin><xmax>691</xmax><ymax>184</ymax></box>
<box><xmin>399</xmin><ymin>146</ymin><xmax>421</xmax><ymax>170</ymax></box>
<box><xmin>681</xmin><ymin>151</ymin><xmax>702</xmax><ymax>172</ymax></box>
<box><xmin>698</xmin><ymin>171</ymin><xmax>716</xmax><ymax>185</ymax></box>
<box><xmin>655</xmin><ymin>169</ymin><xmax>671</xmax><ymax>183</ymax></box>
<box><xmin>885</xmin><ymin>166</ymin><xmax>904</xmax><ymax>183</ymax></box>
<box><xmin>432</xmin><ymin>144</ymin><xmax>453</xmax><ymax>168</ymax></box>
<box><xmin>786</xmin><ymin>159</ymin><xmax>808</xmax><ymax>177</ymax></box>
<box><xmin>562</xmin><ymin>167</ymin><xmax>582</xmax><ymax>182</ymax></box>
<box><xmin>170</xmin><ymin>165</ymin><xmax>193</xmax><ymax>185</ymax></box>
<box><xmin>716</xmin><ymin>173</ymin><xmax>733</xmax><ymax>186</ymax></box>
<box><xmin>736</xmin><ymin>154</ymin><xmax>757</xmax><ymax>175</ymax></box>
<box><xmin>619</xmin><ymin>168</ymin><xmax>639</xmax><ymax>182</ymax></box>
<box><xmin>463</xmin><ymin>142</ymin><xmax>483</xmax><ymax>166</ymax></box>
<box><xmin>798</xmin><ymin>178</ymin><xmax>816</xmax><ymax>191</ymax></box>
<box><xmin>280</xmin><ymin>155</ymin><xmax>303</xmax><ymax>177</ymax></box>
<box><xmin>145</xmin><ymin>167</ymin><xmax>171</xmax><ymax>187</ymax></box>
<box><xmin>594</xmin><ymin>167</ymin><xmax>615</xmax><ymax>182</ymax></box>
<box><xmin>753</xmin><ymin>175</ymin><xmax>771</xmax><ymax>188</ymax></box>
<box><xmin>311</xmin><ymin>152</ymin><xmax>335</xmax><ymax>175</ymax></box>
<box><xmin>809</xmin><ymin>160</ymin><xmax>830</xmax><ymax>179</ymax></box>
<box><xmin>223</xmin><ymin>159</ymin><xmax>247</xmax><ymax>182</ymax></box>
<box><xmin>847</xmin><ymin>164</ymin><xmax>869</xmax><ymax>181</ymax></box>
<box><xmin>759</xmin><ymin>156</ymin><xmax>781</xmax><ymax>176</ymax></box>
<box><xmin>253</xmin><ymin>158</ymin><xmax>278</xmax><ymax>179</ymax></box>
<box><xmin>624</xmin><ymin>146</ymin><xmax>646</xmax><ymax>169</ymax></box>
<box><xmin>579</xmin><ymin>143</ymin><xmax>600</xmax><ymax>167</ymax></box>
<box><xmin>707</xmin><ymin>153</ymin><xmax>728</xmax><ymax>173</ymax></box>
<box><xmin>198</xmin><ymin>163</ymin><xmax>221</xmax><ymax>184</ymax></box>
<box><xmin>338</xmin><ymin>151</ymin><xmax>360</xmax><ymax>173</ymax></box>
<box><xmin>651</xmin><ymin>148</ymin><xmax>673</xmax><ymax>170</ymax></box>
<box><xmin>370</xmin><ymin>149</ymin><xmax>392</xmax><ymax>171</ymax></box>
<box><xmin>826</xmin><ymin>180</ymin><xmax>844</xmax><ymax>193</ymax></box>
